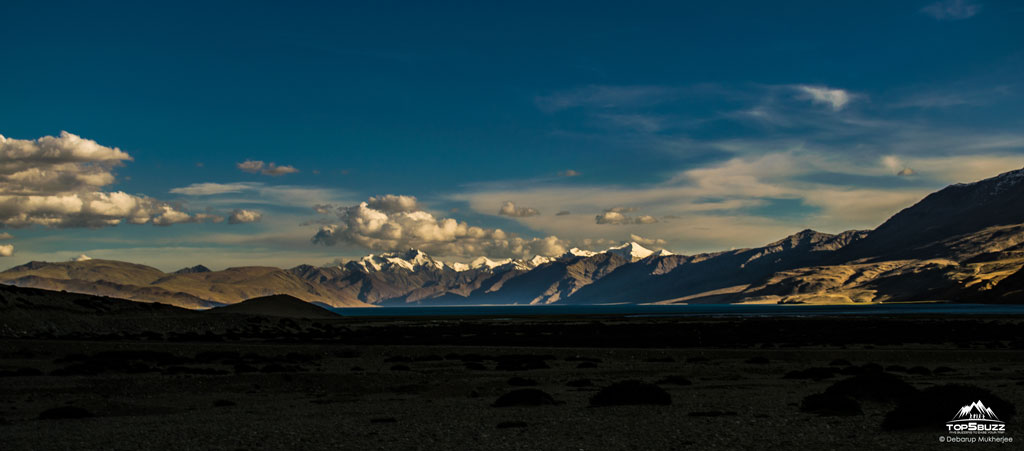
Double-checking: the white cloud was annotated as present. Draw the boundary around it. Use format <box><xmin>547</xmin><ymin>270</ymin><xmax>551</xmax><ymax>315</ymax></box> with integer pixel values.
<box><xmin>366</xmin><ymin>194</ymin><xmax>419</xmax><ymax>213</ymax></box>
<box><xmin>629</xmin><ymin>234</ymin><xmax>667</xmax><ymax>248</ymax></box>
<box><xmin>921</xmin><ymin>0</ymin><xmax>980</xmax><ymax>20</ymax></box>
<box><xmin>794</xmin><ymin>85</ymin><xmax>853</xmax><ymax>111</ymax></box>
<box><xmin>0</xmin><ymin>132</ymin><xmax>206</xmax><ymax>228</ymax></box>
<box><xmin>73</xmin><ymin>254</ymin><xmax>91</xmax><ymax>261</ymax></box>
<box><xmin>498</xmin><ymin>201</ymin><xmax>540</xmax><ymax>217</ymax></box>
<box><xmin>237</xmin><ymin>159</ymin><xmax>299</xmax><ymax>176</ymax></box>
<box><xmin>170</xmin><ymin>182</ymin><xmax>260</xmax><ymax>196</ymax></box>
<box><xmin>228</xmin><ymin>209</ymin><xmax>263</xmax><ymax>224</ymax></box>
<box><xmin>311</xmin><ymin>195</ymin><xmax>570</xmax><ymax>258</ymax></box>
<box><xmin>0</xmin><ymin>244</ymin><xmax>12</xmax><ymax>256</ymax></box>
<box><xmin>595</xmin><ymin>209</ymin><xmax>658</xmax><ymax>225</ymax></box>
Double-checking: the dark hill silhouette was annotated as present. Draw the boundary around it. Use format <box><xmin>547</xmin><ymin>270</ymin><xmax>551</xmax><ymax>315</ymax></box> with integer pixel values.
<box><xmin>207</xmin><ymin>294</ymin><xmax>340</xmax><ymax>319</ymax></box>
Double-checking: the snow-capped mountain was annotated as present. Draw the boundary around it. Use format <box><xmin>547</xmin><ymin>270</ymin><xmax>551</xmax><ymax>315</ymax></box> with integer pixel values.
<box><xmin>6</xmin><ymin>167</ymin><xmax>1024</xmax><ymax>307</ymax></box>
<box><xmin>561</xmin><ymin>248</ymin><xmax>597</xmax><ymax>259</ymax></box>
<box><xmin>469</xmin><ymin>256</ymin><xmax>513</xmax><ymax>270</ymax></box>
<box><xmin>604</xmin><ymin>242</ymin><xmax>654</xmax><ymax>261</ymax></box>
<box><xmin>350</xmin><ymin>249</ymin><xmax>451</xmax><ymax>273</ymax></box>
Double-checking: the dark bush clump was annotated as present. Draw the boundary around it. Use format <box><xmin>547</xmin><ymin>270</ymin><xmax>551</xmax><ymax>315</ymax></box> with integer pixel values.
<box><xmin>38</xmin><ymin>406</ymin><xmax>93</xmax><ymax>420</ymax></box>
<box><xmin>497</xmin><ymin>421</ymin><xmax>528</xmax><ymax>428</ymax></box>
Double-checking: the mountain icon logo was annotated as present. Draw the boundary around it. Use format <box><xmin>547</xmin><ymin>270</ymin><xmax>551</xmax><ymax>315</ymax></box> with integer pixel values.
<box><xmin>946</xmin><ymin>399</ymin><xmax>1007</xmax><ymax>435</ymax></box>
<box><xmin>950</xmin><ymin>400</ymin><xmax>1002</xmax><ymax>423</ymax></box>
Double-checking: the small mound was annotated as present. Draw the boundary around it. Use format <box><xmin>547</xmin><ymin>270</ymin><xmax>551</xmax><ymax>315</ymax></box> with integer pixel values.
<box><xmin>38</xmin><ymin>406</ymin><xmax>93</xmax><ymax>420</ymax></box>
<box><xmin>906</xmin><ymin>366</ymin><xmax>931</xmax><ymax>376</ymax></box>
<box><xmin>208</xmin><ymin>294</ymin><xmax>339</xmax><ymax>319</ymax></box>
<box><xmin>590</xmin><ymin>380</ymin><xmax>671</xmax><ymax>407</ymax></box>
<box><xmin>492</xmin><ymin>389</ymin><xmax>558</xmax><ymax>407</ymax></box>
<box><xmin>823</xmin><ymin>372</ymin><xmax>916</xmax><ymax>403</ymax></box>
<box><xmin>801</xmin><ymin>393</ymin><xmax>862</xmax><ymax>416</ymax></box>
<box><xmin>883</xmin><ymin>384</ymin><xmax>1017</xmax><ymax>431</ymax></box>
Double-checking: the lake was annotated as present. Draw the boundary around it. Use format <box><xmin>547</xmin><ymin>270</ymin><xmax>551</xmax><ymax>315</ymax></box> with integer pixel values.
<box><xmin>332</xmin><ymin>302</ymin><xmax>1024</xmax><ymax>317</ymax></box>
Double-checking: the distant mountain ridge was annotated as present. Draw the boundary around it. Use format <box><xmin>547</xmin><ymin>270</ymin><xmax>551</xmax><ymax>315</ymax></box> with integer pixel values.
<box><xmin>3</xmin><ymin>167</ymin><xmax>1024</xmax><ymax>307</ymax></box>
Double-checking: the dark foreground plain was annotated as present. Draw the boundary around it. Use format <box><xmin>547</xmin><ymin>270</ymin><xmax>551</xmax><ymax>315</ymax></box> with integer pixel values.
<box><xmin>1</xmin><ymin>289</ymin><xmax>1022</xmax><ymax>450</ymax></box>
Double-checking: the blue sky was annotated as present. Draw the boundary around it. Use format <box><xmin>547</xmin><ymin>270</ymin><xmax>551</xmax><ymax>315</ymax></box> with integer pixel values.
<box><xmin>1</xmin><ymin>0</ymin><xmax>1022</xmax><ymax>270</ymax></box>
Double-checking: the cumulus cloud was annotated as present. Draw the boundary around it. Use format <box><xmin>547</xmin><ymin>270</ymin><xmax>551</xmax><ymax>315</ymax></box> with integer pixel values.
<box><xmin>0</xmin><ymin>244</ymin><xmax>12</xmax><ymax>256</ymax></box>
<box><xmin>73</xmin><ymin>254</ymin><xmax>91</xmax><ymax>261</ymax></box>
<box><xmin>794</xmin><ymin>85</ymin><xmax>852</xmax><ymax>111</ymax></box>
<box><xmin>921</xmin><ymin>0</ymin><xmax>980</xmax><ymax>20</ymax></box>
<box><xmin>0</xmin><ymin>132</ymin><xmax>205</xmax><ymax>228</ymax></box>
<box><xmin>311</xmin><ymin>195</ymin><xmax>570</xmax><ymax>258</ymax></box>
<box><xmin>595</xmin><ymin>208</ymin><xmax>658</xmax><ymax>225</ymax></box>
<box><xmin>498</xmin><ymin>201</ymin><xmax>540</xmax><ymax>217</ymax></box>
<box><xmin>237</xmin><ymin>160</ymin><xmax>299</xmax><ymax>176</ymax></box>
<box><xmin>228</xmin><ymin>209</ymin><xmax>263</xmax><ymax>224</ymax></box>
<box><xmin>558</xmin><ymin>169</ymin><xmax>581</xmax><ymax>177</ymax></box>
<box><xmin>366</xmin><ymin>194</ymin><xmax>419</xmax><ymax>213</ymax></box>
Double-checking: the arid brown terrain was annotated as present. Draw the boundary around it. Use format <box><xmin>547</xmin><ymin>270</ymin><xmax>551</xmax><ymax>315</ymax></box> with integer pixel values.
<box><xmin>1</xmin><ymin>286</ymin><xmax>1021</xmax><ymax>450</ymax></box>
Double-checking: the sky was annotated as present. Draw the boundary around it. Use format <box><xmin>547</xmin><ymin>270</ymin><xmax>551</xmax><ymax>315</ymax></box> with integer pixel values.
<box><xmin>1</xmin><ymin>0</ymin><xmax>1022</xmax><ymax>271</ymax></box>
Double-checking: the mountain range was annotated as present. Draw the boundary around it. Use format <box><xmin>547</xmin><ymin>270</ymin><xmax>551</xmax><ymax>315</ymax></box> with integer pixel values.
<box><xmin>3</xmin><ymin>168</ymin><xmax>1024</xmax><ymax>308</ymax></box>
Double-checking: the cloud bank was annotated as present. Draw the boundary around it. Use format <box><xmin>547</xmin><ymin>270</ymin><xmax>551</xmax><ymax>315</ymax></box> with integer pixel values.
<box><xmin>311</xmin><ymin>195</ymin><xmax>569</xmax><ymax>258</ymax></box>
<box><xmin>0</xmin><ymin>132</ymin><xmax>204</xmax><ymax>228</ymax></box>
